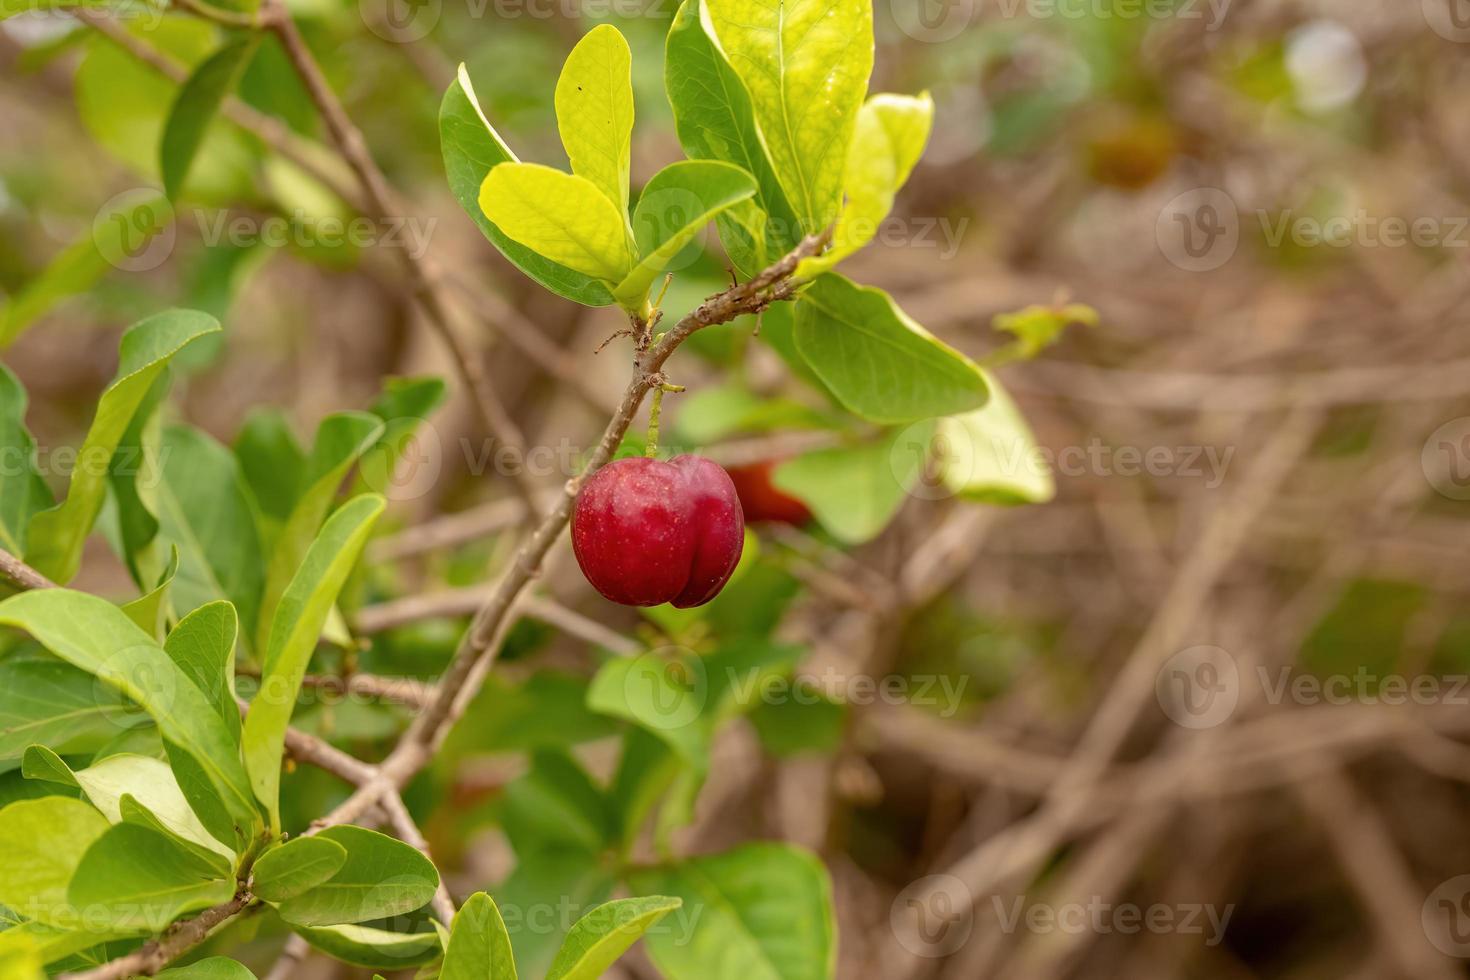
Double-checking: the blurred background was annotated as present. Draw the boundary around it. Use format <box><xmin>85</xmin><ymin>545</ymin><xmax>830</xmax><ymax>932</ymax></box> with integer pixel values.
<box><xmin>3</xmin><ymin>0</ymin><xmax>1470</xmax><ymax>978</ymax></box>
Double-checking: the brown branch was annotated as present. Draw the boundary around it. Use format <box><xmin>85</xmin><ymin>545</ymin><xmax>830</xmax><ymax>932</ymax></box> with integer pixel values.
<box><xmin>379</xmin><ymin>791</ymin><xmax>457</xmax><ymax>923</ymax></box>
<box><xmin>315</xmin><ymin>231</ymin><xmax>831</xmax><ymax>828</ymax></box>
<box><xmin>354</xmin><ymin>588</ymin><xmax>641</xmax><ymax>655</ymax></box>
<box><xmin>0</xmin><ymin>547</ymin><xmax>55</xmax><ymax>592</ymax></box>
<box><xmin>69</xmin><ymin>11</ymin><xmax>364</xmax><ymax>212</ymax></box>
<box><xmin>264</xmin><ymin>4</ymin><xmax>543</xmax><ymax>519</ymax></box>
<box><xmin>61</xmin><ymin>891</ymin><xmax>252</xmax><ymax>980</ymax></box>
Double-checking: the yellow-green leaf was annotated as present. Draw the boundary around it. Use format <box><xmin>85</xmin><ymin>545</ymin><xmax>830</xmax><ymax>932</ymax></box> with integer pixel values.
<box><xmin>479</xmin><ymin>163</ymin><xmax>634</xmax><ymax>284</ymax></box>
<box><xmin>700</xmin><ymin>0</ymin><xmax>873</xmax><ymax>234</ymax></box>
<box><xmin>612</xmin><ymin>160</ymin><xmax>757</xmax><ymax>309</ymax></box>
<box><xmin>555</xmin><ymin>24</ymin><xmax>634</xmax><ymax>220</ymax></box>
<box><xmin>797</xmin><ymin>92</ymin><xmax>933</xmax><ymax>278</ymax></box>
<box><xmin>936</xmin><ymin>371</ymin><xmax>1055</xmax><ymax>505</ymax></box>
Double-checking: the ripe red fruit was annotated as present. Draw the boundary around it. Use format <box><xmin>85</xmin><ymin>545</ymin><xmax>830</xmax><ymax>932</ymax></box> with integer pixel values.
<box><xmin>726</xmin><ymin>460</ymin><xmax>812</xmax><ymax>526</ymax></box>
<box><xmin>572</xmin><ymin>455</ymin><xmax>745</xmax><ymax>608</ymax></box>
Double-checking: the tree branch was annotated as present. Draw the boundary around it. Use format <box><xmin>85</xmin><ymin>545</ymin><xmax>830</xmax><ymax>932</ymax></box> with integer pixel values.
<box><xmin>0</xmin><ymin>547</ymin><xmax>55</xmax><ymax>592</ymax></box>
<box><xmin>263</xmin><ymin>4</ymin><xmax>543</xmax><ymax>519</ymax></box>
<box><xmin>318</xmin><ymin>231</ymin><xmax>832</xmax><ymax>827</ymax></box>
<box><xmin>62</xmin><ymin>892</ymin><xmax>253</xmax><ymax>980</ymax></box>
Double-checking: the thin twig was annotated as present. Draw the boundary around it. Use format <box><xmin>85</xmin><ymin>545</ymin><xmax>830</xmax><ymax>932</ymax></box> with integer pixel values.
<box><xmin>354</xmin><ymin>588</ymin><xmax>641</xmax><ymax>655</ymax></box>
<box><xmin>264</xmin><ymin>3</ymin><xmax>544</xmax><ymax>518</ymax></box>
<box><xmin>62</xmin><ymin>892</ymin><xmax>253</xmax><ymax>980</ymax></box>
<box><xmin>0</xmin><ymin>547</ymin><xmax>55</xmax><ymax>591</ymax></box>
<box><xmin>316</xmin><ymin>232</ymin><xmax>831</xmax><ymax>828</ymax></box>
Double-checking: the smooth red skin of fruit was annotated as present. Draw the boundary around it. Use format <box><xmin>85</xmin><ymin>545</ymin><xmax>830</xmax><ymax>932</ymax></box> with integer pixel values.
<box><xmin>572</xmin><ymin>455</ymin><xmax>745</xmax><ymax>608</ymax></box>
<box><xmin>727</xmin><ymin>460</ymin><xmax>812</xmax><ymax>526</ymax></box>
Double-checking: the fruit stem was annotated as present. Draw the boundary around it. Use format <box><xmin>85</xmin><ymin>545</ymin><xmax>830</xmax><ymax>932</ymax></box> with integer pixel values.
<box><xmin>645</xmin><ymin>387</ymin><xmax>665</xmax><ymax>458</ymax></box>
<box><xmin>644</xmin><ymin>380</ymin><xmax>686</xmax><ymax>457</ymax></box>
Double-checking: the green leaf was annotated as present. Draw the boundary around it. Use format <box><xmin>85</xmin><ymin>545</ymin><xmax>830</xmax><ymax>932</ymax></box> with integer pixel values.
<box><xmin>0</xmin><ymin>797</ymin><xmax>109</xmax><ymax>927</ymax></box>
<box><xmin>772</xmin><ymin>425</ymin><xmax>935</xmax><ymax>545</ymax></box>
<box><xmin>495</xmin><ymin>848</ymin><xmax>615</xmax><ymax>978</ymax></box>
<box><xmin>161</xmin><ymin>36</ymin><xmax>260</xmax><ymax>200</ymax></box>
<box><xmin>612</xmin><ymin>161</ymin><xmax>757</xmax><ymax>308</ymax></box>
<box><xmin>353</xmin><ymin>376</ymin><xmax>448</xmax><ymax>499</ymax></box>
<box><xmin>155</xmin><ymin>956</ymin><xmax>258</xmax><ymax>980</ymax></box>
<box><xmin>500</xmin><ymin>750</ymin><xmax>614</xmax><ymax>854</ymax></box>
<box><xmin>117</xmin><ymin>794</ymin><xmax>234</xmax><ymax>880</ymax></box>
<box><xmin>0</xmin><ymin>659</ymin><xmax>138</xmax><ymax>769</ymax></box>
<box><xmin>69</xmin><ymin>753</ymin><xmax>234</xmax><ymax>863</ymax></box>
<box><xmin>441</xmin><ymin>892</ymin><xmax>516</xmax><ymax>980</ymax></box>
<box><xmin>555</xmin><ymin>24</ymin><xmax>634</xmax><ymax>219</ymax></box>
<box><xmin>700</xmin><ymin>0</ymin><xmax>873</xmax><ymax>234</ymax></box>
<box><xmin>292</xmin><ymin>922</ymin><xmax>442</xmax><ymax>969</ymax></box>
<box><xmin>546</xmin><ymin>896</ymin><xmax>681</xmax><ymax>980</ymax></box>
<box><xmin>120</xmin><ymin>546</ymin><xmax>179</xmax><ymax>639</ymax></box>
<box><xmin>69</xmin><ymin>822</ymin><xmax>234</xmax><ymax>933</ymax></box>
<box><xmin>0</xmin><ymin>589</ymin><xmax>258</xmax><ymax>849</ymax></box>
<box><xmin>0</xmin><ymin>933</ymin><xmax>42</xmax><ymax>980</ymax></box>
<box><xmin>0</xmin><ymin>193</ymin><xmax>172</xmax><ymax>349</ymax></box>
<box><xmin>252</xmin><ymin>836</ymin><xmax>348</xmax><ymax>902</ymax></box>
<box><xmin>19</xmin><ymin>745</ymin><xmax>77</xmax><ymax>787</ymax></box>
<box><xmin>107</xmin><ymin>371</ymin><xmax>169</xmax><ymax>588</ymax></box>
<box><xmin>629</xmin><ymin>843</ymin><xmax>836</xmax><ymax>980</ymax></box>
<box><xmin>243</xmin><ymin>494</ymin><xmax>384</xmax><ymax>829</ymax></box>
<box><xmin>936</xmin><ymin>372</ymin><xmax>1054</xmax><ymax>504</ymax></box>
<box><xmin>479</xmin><ymin>163</ymin><xmax>634</xmax><ymax>286</ymax></box>
<box><xmin>796</xmin><ymin>93</ymin><xmax>934</xmax><ymax>278</ymax></box>
<box><xmin>586</xmin><ymin>653</ymin><xmax>710</xmax><ymax>767</ymax></box>
<box><xmin>665</xmin><ymin>0</ymin><xmax>799</xmax><ymax>275</ymax></box>
<box><xmin>440</xmin><ymin>65</ymin><xmax>614</xmax><ymax>307</ymax></box>
<box><xmin>165</xmin><ymin>600</ymin><xmax>242</xmax><ymax>742</ymax></box>
<box><xmin>148</xmin><ymin>427</ymin><xmax>267</xmax><ymax>645</ymax></box>
<box><xmin>233</xmin><ymin>409</ymin><xmax>306</xmax><ymax>527</ymax></box>
<box><xmin>255</xmin><ymin>413</ymin><xmax>382</xmax><ymax>653</ymax></box>
<box><xmin>272</xmin><ymin>825</ymin><xmax>439</xmax><ymax>927</ymax></box>
<box><xmin>793</xmin><ymin>275</ymin><xmax>988</xmax><ymax>424</ymax></box>
<box><xmin>26</xmin><ymin>310</ymin><xmax>222</xmax><ymax>584</ymax></box>
<box><xmin>0</xmin><ymin>366</ymin><xmax>50</xmax><ymax>555</ymax></box>
<box><xmin>747</xmin><ymin>696</ymin><xmax>846</xmax><ymax>758</ymax></box>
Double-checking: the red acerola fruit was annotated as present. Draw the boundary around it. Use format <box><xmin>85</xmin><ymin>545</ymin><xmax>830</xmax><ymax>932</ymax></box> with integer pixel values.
<box><xmin>726</xmin><ymin>460</ymin><xmax>812</xmax><ymax>526</ymax></box>
<box><xmin>571</xmin><ymin>455</ymin><xmax>745</xmax><ymax>608</ymax></box>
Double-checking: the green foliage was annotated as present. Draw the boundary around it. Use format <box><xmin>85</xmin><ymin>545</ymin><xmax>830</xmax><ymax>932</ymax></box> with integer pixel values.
<box><xmin>270</xmin><ymin>825</ymin><xmax>438</xmax><ymax>927</ymax></box>
<box><xmin>161</xmin><ymin>37</ymin><xmax>260</xmax><ymax>200</ymax></box>
<box><xmin>630</xmin><ymin>843</ymin><xmax>836</xmax><ymax>980</ymax></box>
<box><xmin>251</xmin><ymin>837</ymin><xmax>348</xmax><ymax>903</ymax></box>
<box><xmin>555</xmin><ymin>24</ymin><xmax>635</xmax><ymax>219</ymax></box>
<box><xmin>545</xmin><ymin>896</ymin><xmax>682</xmax><ymax>980</ymax></box>
<box><xmin>26</xmin><ymin>310</ymin><xmax>221</xmax><ymax>584</ymax></box>
<box><xmin>441</xmin><ymin>892</ymin><xmax>516</xmax><ymax>980</ymax></box>
<box><xmin>243</xmin><ymin>494</ymin><xmax>384</xmax><ymax>830</ymax></box>
<box><xmin>68</xmin><ymin>822</ymin><xmax>235</xmax><ymax>932</ymax></box>
<box><xmin>773</xmin><ymin>424</ymin><xmax>935</xmax><ymax>545</ymax></box>
<box><xmin>0</xmin><ymin>797</ymin><xmax>110</xmax><ymax>926</ymax></box>
<box><xmin>0</xmin><ymin>590</ymin><xmax>259</xmax><ymax>851</ymax></box>
<box><xmin>794</xmin><ymin>276</ymin><xmax>987</xmax><ymax>424</ymax></box>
